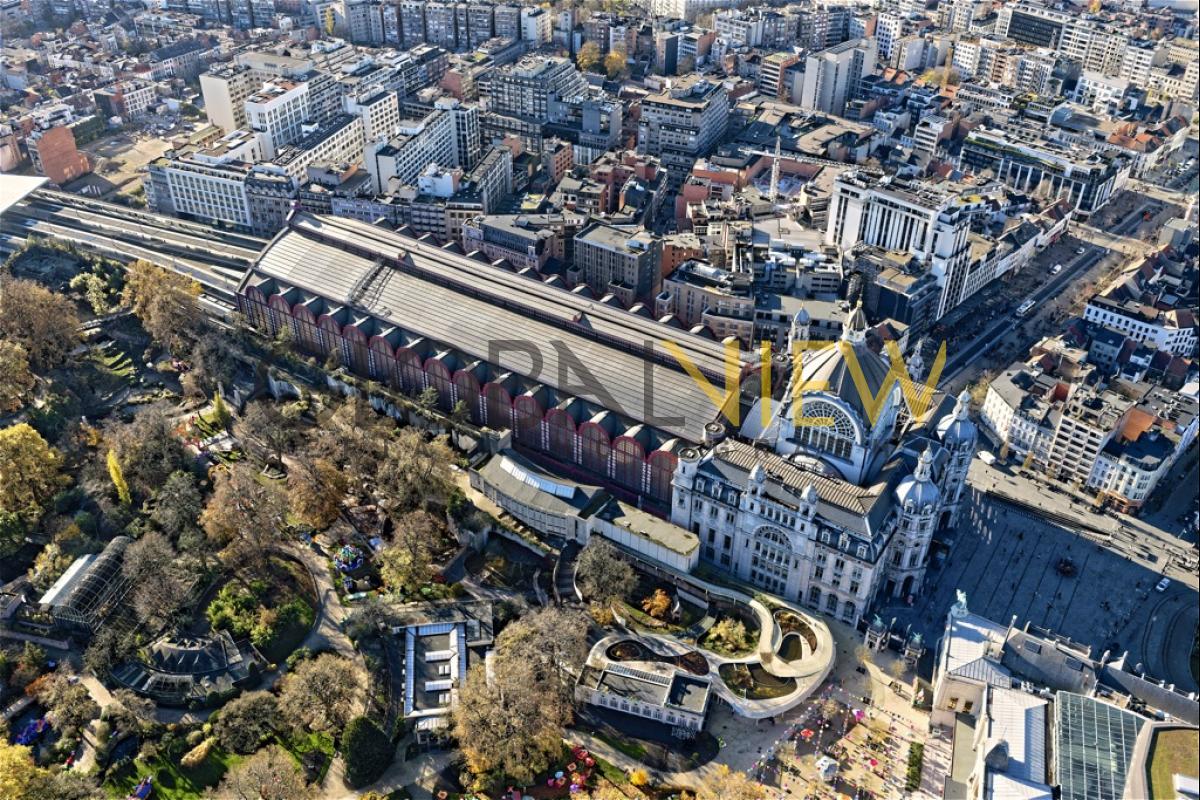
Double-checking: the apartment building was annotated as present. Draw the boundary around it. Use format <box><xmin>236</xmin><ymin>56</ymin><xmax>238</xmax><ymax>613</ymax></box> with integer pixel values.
<box><xmin>799</xmin><ymin>38</ymin><xmax>877</xmax><ymax>117</ymax></box>
<box><xmin>269</xmin><ymin>114</ymin><xmax>365</xmax><ymax>181</ymax></box>
<box><xmin>637</xmin><ymin>76</ymin><xmax>729</xmax><ymax>188</ymax></box>
<box><xmin>344</xmin><ymin>87</ymin><xmax>400</xmax><ymax>144</ymax></box>
<box><xmin>1084</xmin><ymin>287</ymin><xmax>1198</xmax><ymax>358</ymax></box>
<box><xmin>573</xmin><ymin>222</ymin><xmax>662</xmax><ymax>306</ymax></box>
<box><xmin>200</xmin><ymin>64</ymin><xmax>262</xmax><ymax>134</ymax></box>
<box><xmin>245</xmin><ymin>80</ymin><xmax>311</xmax><ymax>159</ymax></box>
<box><xmin>27</xmin><ymin>126</ymin><xmax>91</xmax><ymax>185</ymax></box>
<box><xmin>488</xmin><ymin>57</ymin><xmax>588</xmax><ymax>123</ymax></box>
<box><xmin>364</xmin><ymin>108</ymin><xmax>455</xmax><ymax>193</ymax></box>
<box><xmin>981</xmin><ymin>362</ymin><xmax>1198</xmax><ymax>511</ymax></box>
<box><xmin>461</xmin><ymin>215</ymin><xmax>554</xmax><ymax>272</ymax></box>
<box><xmin>93</xmin><ymin>80</ymin><xmax>157</xmax><ymax>122</ymax></box>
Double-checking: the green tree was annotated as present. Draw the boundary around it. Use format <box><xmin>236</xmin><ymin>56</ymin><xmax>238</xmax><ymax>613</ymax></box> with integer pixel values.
<box><xmin>341</xmin><ymin>716</ymin><xmax>394</xmax><ymax>788</ymax></box>
<box><xmin>211</xmin><ymin>392</ymin><xmax>232</xmax><ymax>430</ymax></box>
<box><xmin>214</xmin><ymin>691</ymin><xmax>279</xmax><ymax>754</ymax></box>
<box><xmin>0</xmin><ymin>423</ymin><xmax>64</xmax><ymax>526</ymax></box>
<box><xmin>106</xmin><ymin>449</ymin><xmax>131</xmax><ymax>506</ymax></box>
<box><xmin>417</xmin><ymin>385</ymin><xmax>440</xmax><ymax>411</ymax></box>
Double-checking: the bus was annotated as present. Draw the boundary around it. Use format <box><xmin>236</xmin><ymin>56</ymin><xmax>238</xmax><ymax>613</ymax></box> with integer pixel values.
<box><xmin>1016</xmin><ymin>299</ymin><xmax>1036</xmax><ymax>317</ymax></box>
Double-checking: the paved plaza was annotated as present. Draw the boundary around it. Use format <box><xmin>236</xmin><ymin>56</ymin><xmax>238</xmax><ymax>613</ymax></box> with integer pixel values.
<box><xmin>877</xmin><ymin>481</ymin><xmax>1199</xmax><ymax>694</ymax></box>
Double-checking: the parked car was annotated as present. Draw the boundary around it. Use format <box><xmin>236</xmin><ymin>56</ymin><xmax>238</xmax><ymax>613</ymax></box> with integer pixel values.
<box><xmin>1155</xmin><ymin>577</ymin><xmax>1170</xmax><ymax>592</ymax></box>
<box><xmin>1051</xmin><ymin>264</ymin><xmax>1063</xmax><ymax>275</ymax></box>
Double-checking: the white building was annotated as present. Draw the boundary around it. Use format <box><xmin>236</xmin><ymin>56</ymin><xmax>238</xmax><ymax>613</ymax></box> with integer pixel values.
<box><xmin>824</xmin><ymin>170</ymin><xmax>971</xmax><ymax>319</ymax></box>
<box><xmin>637</xmin><ymin>75</ymin><xmax>729</xmax><ymax>187</ymax></box>
<box><xmin>799</xmin><ymin>38</ymin><xmax>877</xmax><ymax>117</ymax></box>
<box><xmin>364</xmin><ymin>108</ymin><xmax>455</xmax><ymax>193</ymax></box>
<box><xmin>1083</xmin><ymin>297</ymin><xmax>1197</xmax><ymax>358</ymax></box>
<box><xmin>668</xmin><ymin>307</ymin><xmax>978</xmax><ymax>623</ymax></box>
<box><xmin>344</xmin><ymin>87</ymin><xmax>400</xmax><ymax>145</ymax></box>
<box><xmin>200</xmin><ymin>64</ymin><xmax>262</xmax><ymax>134</ymax></box>
<box><xmin>245</xmin><ymin>80</ymin><xmax>312</xmax><ymax>159</ymax></box>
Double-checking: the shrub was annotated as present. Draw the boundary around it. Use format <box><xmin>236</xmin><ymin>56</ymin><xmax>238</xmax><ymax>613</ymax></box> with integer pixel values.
<box><xmin>180</xmin><ymin>736</ymin><xmax>216</xmax><ymax>770</ymax></box>
<box><xmin>905</xmin><ymin>742</ymin><xmax>925</xmax><ymax>791</ymax></box>
<box><xmin>630</xmin><ymin>768</ymin><xmax>651</xmax><ymax>786</ymax></box>
<box><xmin>286</xmin><ymin>646</ymin><xmax>314</xmax><ymax>669</ymax></box>
<box><xmin>185</xmin><ymin>729</ymin><xmax>205</xmax><ymax>747</ymax></box>
<box><xmin>341</xmin><ymin>716</ymin><xmax>394</xmax><ymax>788</ymax></box>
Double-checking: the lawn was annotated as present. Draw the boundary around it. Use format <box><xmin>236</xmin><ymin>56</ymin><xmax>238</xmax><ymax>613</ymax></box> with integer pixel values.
<box><xmin>104</xmin><ymin>739</ymin><xmax>244</xmax><ymax>799</ymax></box>
<box><xmin>279</xmin><ymin>729</ymin><xmax>336</xmax><ymax>784</ymax></box>
<box><xmin>1148</xmin><ymin>727</ymin><xmax>1199</xmax><ymax>800</ymax></box>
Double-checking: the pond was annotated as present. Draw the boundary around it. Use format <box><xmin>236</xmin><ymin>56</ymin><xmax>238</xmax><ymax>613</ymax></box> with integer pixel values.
<box><xmin>718</xmin><ymin>663</ymin><xmax>797</xmax><ymax>700</ymax></box>
<box><xmin>777</xmin><ymin>632</ymin><xmax>805</xmax><ymax>661</ymax></box>
<box><xmin>605</xmin><ymin>639</ymin><xmax>709</xmax><ymax>676</ymax></box>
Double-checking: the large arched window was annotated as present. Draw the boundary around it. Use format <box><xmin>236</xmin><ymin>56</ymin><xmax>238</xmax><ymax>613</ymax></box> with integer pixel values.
<box><xmin>752</xmin><ymin>525</ymin><xmax>792</xmax><ymax>585</ymax></box>
<box><xmin>794</xmin><ymin>399</ymin><xmax>860</xmax><ymax>461</ymax></box>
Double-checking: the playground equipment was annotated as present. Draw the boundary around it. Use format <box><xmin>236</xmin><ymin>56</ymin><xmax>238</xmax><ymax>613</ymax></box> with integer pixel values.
<box><xmin>127</xmin><ymin>776</ymin><xmax>153</xmax><ymax>800</ymax></box>
<box><xmin>14</xmin><ymin>717</ymin><xmax>49</xmax><ymax>746</ymax></box>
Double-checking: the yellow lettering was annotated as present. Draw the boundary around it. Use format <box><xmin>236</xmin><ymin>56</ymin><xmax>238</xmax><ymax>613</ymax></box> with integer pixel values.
<box><xmin>662</xmin><ymin>338</ymin><xmax>744</xmax><ymax>426</ymax></box>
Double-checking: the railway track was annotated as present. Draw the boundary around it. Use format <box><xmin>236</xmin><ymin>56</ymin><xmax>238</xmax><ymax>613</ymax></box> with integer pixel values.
<box><xmin>2</xmin><ymin>189</ymin><xmax>263</xmax><ymax>319</ymax></box>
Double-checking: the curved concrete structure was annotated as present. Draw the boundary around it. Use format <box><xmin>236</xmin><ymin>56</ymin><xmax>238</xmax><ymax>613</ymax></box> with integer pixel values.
<box><xmin>587</xmin><ymin>571</ymin><xmax>836</xmax><ymax>719</ymax></box>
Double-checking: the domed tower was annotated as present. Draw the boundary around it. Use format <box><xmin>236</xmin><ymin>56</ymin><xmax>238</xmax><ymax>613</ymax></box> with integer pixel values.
<box><xmin>889</xmin><ymin>447</ymin><xmax>940</xmax><ymax>599</ymax></box>
<box><xmin>936</xmin><ymin>389</ymin><xmax>977</xmax><ymax>529</ymax></box>
<box><xmin>788</xmin><ymin>305</ymin><xmax>811</xmax><ymax>353</ymax></box>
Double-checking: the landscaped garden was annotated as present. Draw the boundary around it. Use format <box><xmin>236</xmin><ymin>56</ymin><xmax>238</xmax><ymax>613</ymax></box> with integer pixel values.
<box><xmin>605</xmin><ymin>639</ymin><xmax>710</xmax><ymax>676</ymax></box>
<box><xmin>1147</xmin><ymin>727</ymin><xmax>1199</xmax><ymax>800</ymax></box>
<box><xmin>718</xmin><ymin>662</ymin><xmax>798</xmax><ymax>699</ymax></box>
<box><xmin>203</xmin><ymin>555</ymin><xmax>317</xmax><ymax>664</ymax></box>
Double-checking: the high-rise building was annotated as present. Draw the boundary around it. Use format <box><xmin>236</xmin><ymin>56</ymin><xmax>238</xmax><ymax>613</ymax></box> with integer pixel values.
<box><xmin>825</xmin><ymin>170</ymin><xmax>971</xmax><ymax>320</ymax></box>
<box><xmin>245</xmin><ymin>80</ymin><xmax>311</xmax><ymax>159</ymax></box>
<box><xmin>637</xmin><ymin>75</ymin><xmax>728</xmax><ymax>188</ymax></box>
<box><xmin>799</xmin><ymin>38</ymin><xmax>877</xmax><ymax>117</ymax></box>
<box><xmin>436</xmin><ymin>97</ymin><xmax>480</xmax><ymax>170</ymax></box>
<box><xmin>199</xmin><ymin>64</ymin><xmax>261</xmax><ymax>134</ymax></box>
<box><xmin>346</xmin><ymin>0</ymin><xmax>386</xmax><ymax>45</ymax></box>
<box><xmin>364</xmin><ymin>108</ymin><xmax>456</xmax><ymax>193</ymax></box>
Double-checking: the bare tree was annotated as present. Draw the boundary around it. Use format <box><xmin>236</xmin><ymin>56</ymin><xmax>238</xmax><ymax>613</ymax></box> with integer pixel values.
<box><xmin>200</xmin><ymin>464</ymin><xmax>286</xmax><ymax>575</ymax></box>
<box><xmin>575</xmin><ymin>538</ymin><xmax>636</xmax><ymax>603</ymax></box>
<box><xmin>215</xmin><ymin>744</ymin><xmax>312</xmax><ymax>800</ymax></box>
<box><xmin>239</xmin><ymin>400</ymin><xmax>302</xmax><ymax>469</ymax></box>
<box><xmin>277</xmin><ymin>654</ymin><xmax>360</xmax><ymax>734</ymax></box>
<box><xmin>121</xmin><ymin>531</ymin><xmax>191</xmax><ymax>627</ymax></box>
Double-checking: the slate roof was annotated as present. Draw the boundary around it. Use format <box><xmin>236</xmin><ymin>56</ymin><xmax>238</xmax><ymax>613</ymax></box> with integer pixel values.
<box><xmin>241</xmin><ymin>214</ymin><xmax>752</xmax><ymax>441</ymax></box>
